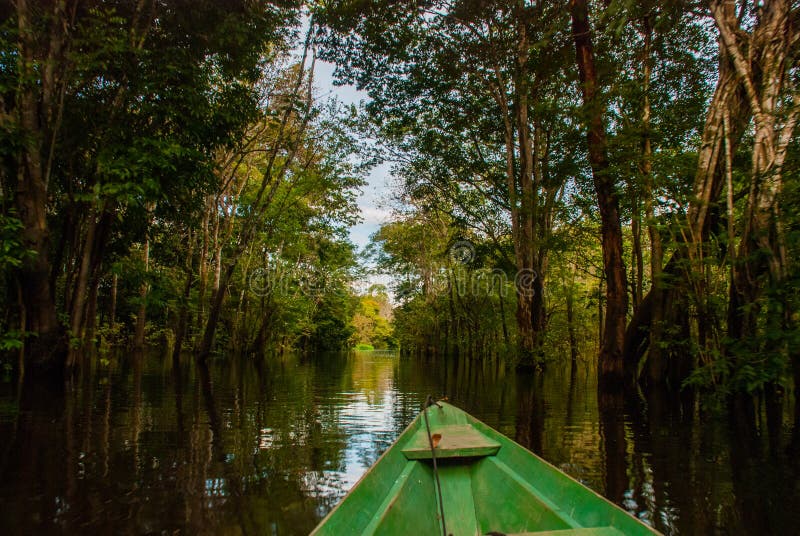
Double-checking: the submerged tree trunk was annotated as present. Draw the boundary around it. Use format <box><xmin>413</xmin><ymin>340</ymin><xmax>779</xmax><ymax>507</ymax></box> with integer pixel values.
<box><xmin>16</xmin><ymin>166</ymin><xmax>62</xmax><ymax>374</ymax></box>
<box><xmin>498</xmin><ymin>280</ymin><xmax>509</xmax><ymax>349</ymax></box>
<box><xmin>715</xmin><ymin>0</ymin><xmax>796</xmax><ymax>341</ymax></box>
<box><xmin>566</xmin><ymin>263</ymin><xmax>579</xmax><ymax>365</ymax></box>
<box><xmin>14</xmin><ymin>0</ymin><xmax>70</xmax><ymax>377</ymax></box>
<box><xmin>624</xmin><ymin>8</ymin><xmax>752</xmax><ymax>383</ymax></box>
<box><xmin>640</xmin><ymin>14</ymin><xmax>664</xmax><ymax>383</ymax></box>
<box><xmin>624</xmin><ymin>0</ymin><xmax>797</xmax><ymax>390</ymax></box>
<box><xmin>196</xmin><ymin>195</ymin><xmax>211</xmax><ymax>332</ymax></box>
<box><xmin>109</xmin><ymin>273</ymin><xmax>118</xmax><ymax>326</ymax></box>
<box><xmin>570</xmin><ymin>0</ymin><xmax>629</xmax><ymax>386</ymax></box>
<box><xmin>566</xmin><ymin>288</ymin><xmax>579</xmax><ymax>365</ymax></box>
<box><xmin>66</xmin><ymin>211</ymin><xmax>97</xmax><ymax>368</ymax></box>
<box><xmin>133</xmin><ymin>229</ymin><xmax>150</xmax><ymax>349</ymax></box>
<box><xmin>488</xmin><ymin>7</ymin><xmax>557</xmax><ymax>368</ymax></box>
<box><xmin>83</xmin><ymin>275</ymin><xmax>100</xmax><ymax>348</ymax></box>
<box><xmin>631</xmin><ymin>203</ymin><xmax>643</xmax><ymax>312</ymax></box>
<box><xmin>173</xmin><ymin>231</ymin><xmax>195</xmax><ymax>361</ymax></box>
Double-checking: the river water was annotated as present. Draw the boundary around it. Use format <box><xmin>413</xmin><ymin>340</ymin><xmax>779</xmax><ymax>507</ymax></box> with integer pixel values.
<box><xmin>0</xmin><ymin>351</ymin><xmax>797</xmax><ymax>535</ymax></box>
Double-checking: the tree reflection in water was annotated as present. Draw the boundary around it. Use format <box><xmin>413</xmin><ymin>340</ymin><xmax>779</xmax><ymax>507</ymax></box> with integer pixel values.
<box><xmin>0</xmin><ymin>351</ymin><xmax>798</xmax><ymax>535</ymax></box>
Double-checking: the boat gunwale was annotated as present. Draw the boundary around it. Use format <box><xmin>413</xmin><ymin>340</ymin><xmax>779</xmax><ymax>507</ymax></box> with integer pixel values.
<box><xmin>455</xmin><ymin>403</ymin><xmax>662</xmax><ymax>536</ymax></box>
<box><xmin>309</xmin><ymin>403</ymin><xmax>426</xmax><ymax>534</ymax></box>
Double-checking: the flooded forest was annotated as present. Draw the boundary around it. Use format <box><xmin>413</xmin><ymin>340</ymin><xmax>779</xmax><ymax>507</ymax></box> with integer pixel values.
<box><xmin>2</xmin><ymin>1</ymin><xmax>800</xmax><ymax>535</ymax></box>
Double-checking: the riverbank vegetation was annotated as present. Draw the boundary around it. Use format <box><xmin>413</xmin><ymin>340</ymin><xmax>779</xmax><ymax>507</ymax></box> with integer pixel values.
<box><xmin>316</xmin><ymin>0</ymin><xmax>800</xmax><ymax>408</ymax></box>
<box><xmin>1</xmin><ymin>1</ymin><xmax>369</xmax><ymax>378</ymax></box>
<box><xmin>3</xmin><ymin>0</ymin><xmax>800</xmax><ymax>420</ymax></box>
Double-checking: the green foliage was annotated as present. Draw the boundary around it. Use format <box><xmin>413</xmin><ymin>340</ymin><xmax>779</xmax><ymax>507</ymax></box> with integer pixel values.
<box><xmin>315</xmin><ymin>0</ymin><xmax>800</xmax><ymax>400</ymax></box>
<box><xmin>0</xmin><ymin>212</ymin><xmax>29</xmax><ymax>352</ymax></box>
<box><xmin>3</xmin><ymin>0</ymin><xmax>799</xmax><ymax>414</ymax></box>
<box><xmin>0</xmin><ymin>330</ymin><xmax>24</xmax><ymax>352</ymax></box>
<box><xmin>1</xmin><ymin>0</ymin><xmax>366</xmax><ymax>364</ymax></box>
<box><xmin>0</xmin><ymin>212</ymin><xmax>28</xmax><ymax>270</ymax></box>
<box><xmin>351</xmin><ymin>287</ymin><xmax>396</xmax><ymax>350</ymax></box>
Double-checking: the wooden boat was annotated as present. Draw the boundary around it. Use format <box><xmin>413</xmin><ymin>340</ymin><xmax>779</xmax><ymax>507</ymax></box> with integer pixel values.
<box><xmin>312</xmin><ymin>400</ymin><xmax>660</xmax><ymax>536</ymax></box>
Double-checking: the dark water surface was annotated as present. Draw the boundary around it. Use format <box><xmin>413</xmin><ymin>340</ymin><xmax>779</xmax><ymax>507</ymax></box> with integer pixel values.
<box><xmin>1</xmin><ymin>351</ymin><xmax>798</xmax><ymax>535</ymax></box>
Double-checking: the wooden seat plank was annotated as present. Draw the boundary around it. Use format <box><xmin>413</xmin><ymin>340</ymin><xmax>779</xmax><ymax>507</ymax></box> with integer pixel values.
<box><xmin>402</xmin><ymin>424</ymin><xmax>500</xmax><ymax>460</ymax></box>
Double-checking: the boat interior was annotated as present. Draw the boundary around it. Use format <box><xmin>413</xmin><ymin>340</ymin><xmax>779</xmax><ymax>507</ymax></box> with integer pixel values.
<box><xmin>368</xmin><ymin>423</ymin><xmax>628</xmax><ymax>535</ymax></box>
<box><xmin>312</xmin><ymin>403</ymin><xmax>657</xmax><ymax>536</ymax></box>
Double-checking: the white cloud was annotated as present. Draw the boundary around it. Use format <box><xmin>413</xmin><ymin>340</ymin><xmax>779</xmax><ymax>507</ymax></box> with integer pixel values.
<box><xmin>359</xmin><ymin>206</ymin><xmax>392</xmax><ymax>225</ymax></box>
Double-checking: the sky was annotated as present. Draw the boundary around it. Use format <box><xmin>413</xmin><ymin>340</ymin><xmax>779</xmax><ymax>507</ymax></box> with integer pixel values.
<box><xmin>313</xmin><ymin>60</ymin><xmax>395</xmax><ymax>290</ymax></box>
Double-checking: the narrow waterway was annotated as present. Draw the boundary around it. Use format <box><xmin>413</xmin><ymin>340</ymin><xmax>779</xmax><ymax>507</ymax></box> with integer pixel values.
<box><xmin>0</xmin><ymin>351</ymin><xmax>797</xmax><ymax>535</ymax></box>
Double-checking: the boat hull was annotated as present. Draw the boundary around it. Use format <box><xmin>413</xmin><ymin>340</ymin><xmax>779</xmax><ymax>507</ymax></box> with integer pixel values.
<box><xmin>312</xmin><ymin>402</ymin><xmax>660</xmax><ymax>535</ymax></box>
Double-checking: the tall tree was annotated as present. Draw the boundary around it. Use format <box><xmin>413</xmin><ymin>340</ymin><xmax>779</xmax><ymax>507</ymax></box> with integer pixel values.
<box><xmin>316</xmin><ymin>0</ymin><xmax>579</xmax><ymax>365</ymax></box>
<box><xmin>569</xmin><ymin>0</ymin><xmax>628</xmax><ymax>385</ymax></box>
<box><xmin>12</xmin><ymin>0</ymin><xmax>71</xmax><ymax>375</ymax></box>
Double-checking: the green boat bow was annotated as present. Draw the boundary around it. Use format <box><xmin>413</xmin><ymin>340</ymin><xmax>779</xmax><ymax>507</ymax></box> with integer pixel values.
<box><xmin>312</xmin><ymin>401</ymin><xmax>660</xmax><ymax>536</ymax></box>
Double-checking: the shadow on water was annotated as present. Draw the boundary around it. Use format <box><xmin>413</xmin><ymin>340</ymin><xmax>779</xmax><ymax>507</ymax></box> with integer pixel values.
<box><xmin>514</xmin><ymin>370</ymin><xmax>545</xmax><ymax>456</ymax></box>
<box><xmin>1</xmin><ymin>350</ymin><xmax>799</xmax><ymax>535</ymax></box>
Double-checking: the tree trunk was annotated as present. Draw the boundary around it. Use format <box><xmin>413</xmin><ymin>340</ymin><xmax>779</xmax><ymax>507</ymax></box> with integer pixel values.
<box><xmin>197</xmin><ymin>195</ymin><xmax>211</xmax><ymax>331</ymax></box>
<box><xmin>514</xmin><ymin>3</ymin><xmax>540</xmax><ymax>368</ymax></box>
<box><xmin>173</xmin><ymin>231</ymin><xmax>195</xmax><ymax>361</ymax></box>
<box><xmin>66</xmin><ymin>211</ymin><xmax>98</xmax><ymax>368</ymax></box>
<box><xmin>567</xmin><ymin>263</ymin><xmax>579</xmax><ymax>365</ymax></box>
<box><xmin>448</xmin><ymin>269</ymin><xmax>458</xmax><ymax>356</ymax></box>
<box><xmin>197</xmin><ymin>262</ymin><xmax>234</xmax><ymax>361</ymax></box>
<box><xmin>498</xmin><ymin>280</ymin><xmax>509</xmax><ymax>348</ymax></box>
<box><xmin>16</xmin><ymin>171</ymin><xmax>62</xmax><ymax>374</ymax></box>
<box><xmin>488</xmin><ymin>7</ymin><xmax>557</xmax><ymax>367</ymax></box>
<box><xmin>83</xmin><ymin>275</ymin><xmax>100</xmax><ymax>349</ymax></box>
<box><xmin>109</xmin><ymin>273</ymin><xmax>118</xmax><ymax>326</ymax></box>
<box><xmin>715</xmin><ymin>0</ymin><xmax>795</xmax><ymax>344</ymax></box>
<box><xmin>597</xmin><ymin>274</ymin><xmax>604</xmax><ymax>351</ymax></box>
<box><xmin>133</xmin><ymin>232</ymin><xmax>150</xmax><ymax>349</ymax></box>
<box><xmin>570</xmin><ymin>0</ymin><xmax>629</xmax><ymax>386</ymax></box>
<box><xmin>566</xmin><ymin>287</ymin><xmax>579</xmax><ymax>365</ymax></box>
<box><xmin>623</xmin><ymin>12</ymin><xmax>752</xmax><ymax>381</ymax></box>
<box><xmin>640</xmin><ymin>14</ymin><xmax>664</xmax><ymax>381</ymax></box>
<box><xmin>14</xmin><ymin>0</ymin><xmax>68</xmax><ymax>376</ymax></box>
<box><xmin>211</xmin><ymin>207</ymin><xmax>221</xmax><ymax>296</ymax></box>
<box><xmin>631</xmin><ymin>202</ymin><xmax>643</xmax><ymax>311</ymax></box>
